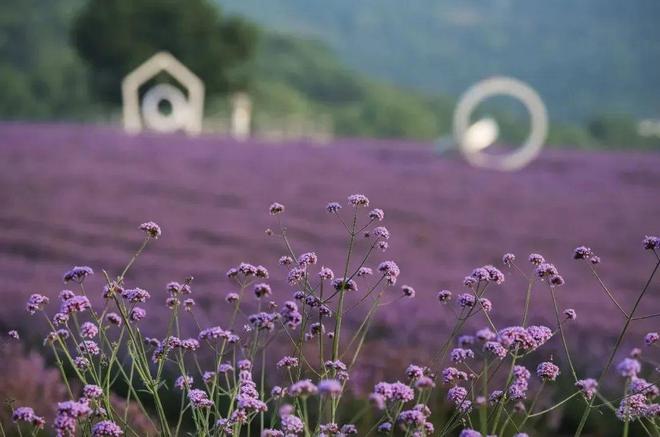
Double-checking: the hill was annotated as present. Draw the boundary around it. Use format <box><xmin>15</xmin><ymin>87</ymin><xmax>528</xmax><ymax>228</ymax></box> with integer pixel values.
<box><xmin>221</xmin><ymin>0</ymin><xmax>660</xmax><ymax>122</ymax></box>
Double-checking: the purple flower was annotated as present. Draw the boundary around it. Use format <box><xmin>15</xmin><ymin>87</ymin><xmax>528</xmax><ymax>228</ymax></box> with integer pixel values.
<box><xmin>75</xmin><ymin>356</ymin><xmax>91</xmax><ymax>371</ymax></box>
<box><xmin>121</xmin><ymin>287</ymin><xmax>151</xmax><ymax>303</ymax></box>
<box><xmin>318</xmin><ymin>266</ymin><xmax>334</xmax><ymax>280</ymax></box>
<box><xmin>59</xmin><ymin>289</ymin><xmax>75</xmax><ymax>301</ymax></box>
<box><xmin>287</xmin><ymin>267</ymin><xmax>306</xmax><ymax>285</ymax></box>
<box><xmin>281</xmin><ymin>414</ymin><xmax>304</xmax><ymax>434</ymax></box>
<box><xmin>377</xmin><ymin>422</ymin><xmax>392</xmax><ymax>433</ymax></box>
<box><xmin>437</xmin><ymin>290</ymin><xmax>452</xmax><ymax>303</ymax></box>
<box><xmin>630</xmin><ymin>377</ymin><xmax>659</xmax><ymax>398</ymax></box>
<box><xmin>564</xmin><ymin>308</ymin><xmax>577</xmax><ymax>320</ymax></box>
<box><xmin>92</xmin><ymin>420</ymin><xmax>123</xmax><ymax>436</ymax></box>
<box><xmin>139</xmin><ymin>221</ymin><xmax>161</xmax><ymax>239</ymax></box>
<box><xmin>478</xmin><ymin>297</ymin><xmax>492</xmax><ymax>312</ymax></box>
<box><xmin>12</xmin><ymin>407</ymin><xmax>45</xmax><ymax>428</ymax></box>
<box><xmin>476</xmin><ymin>328</ymin><xmax>496</xmax><ymax>341</ymax></box>
<box><xmin>458</xmin><ymin>293</ymin><xmax>476</xmax><ymax>308</ymax></box>
<box><xmin>390</xmin><ymin>382</ymin><xmax>415</xmax><ymax>402</ymax></box>
<box><xmin>297</xmin><ymin>252</ymin><xmax>318</xmax><ymax>267</ymax></box>
<box><xmin>269</xmin><ymin>202</ymin><xmax>285</xmax><ymax>215</ymax></box>
<box><xmin>79</xmin><ymin>340</ymin><xmax>100</xmax><ymax>356</ymax></box>
<box><xmin>83</xmin><ymin>384</ymin><xmax>103</xmax><ymax>399</ymax></box>
<box><xmin>188</xmin><ymin>389</ymin><xmax>213</xmax><ymax>408</ymax></box>
<box><xmin>617</xmin><ymin>358</ymin><xmax>641</xmax><ymax>378</ymax></box>
<box><xmin>289</xmin><ymin>379</ymin><xmax>318</xmax><ymax>397</ymax></box>
<box><xmin>326</xmin><ymin>202</ymin><xmax>342</xmax><ymax>213</ymax></box>
<box><xmin>528</xmin><ymin>253</ymin><xmax>545</xmax><ymax>265</ymax></box>
<box><xmin>225</xmin><ymin>292</ymin><xmax>240</xmax><ymax>303</ymax></box>
<box><xmin>26</xmin><ymin>293</ymin><xmax>49</xmax><ymax>315</ymax></box>
<box><xmin>644</xmin><ymin>332</ymin><xmax>659</xmax><ymax>346</ymax></box>
<box><xmin>573</xmin><ymin>246</ymin><xmax>593</xmax><ymax>260</ymax></box>
<box><xmin>105</xmin><ymin>312</ymin><xmax>122</xmax><ymax>326</ymax></box>
<box><xmin>442</xmin><ymin>367</ymin><xmax>468</xmax><ymax>384</ymax></box>
<box><xmin>616</xmin><ymin>393</ymin><xmax>648</xmax><ymax>421</ymax></box>
<box><xmin>254</xmin><ymin>283</ymin><xmax>272</xmax><ymax>298</ymax></box>
<box><xmin>130</xmin><ymin>307</ymin><xmax>146</xmax><ymax>321</ymax></box>
<box><xmin>447</xmin><ymin>386</ymin><xmax>468</xmax><ymax>407</ymax></box>
<box><xmin>483</xmin><ymin>341</ymin><xmax>507</xmax><ymax>359</ymax></box>
<box><xmin>405</xmin><ymin>364</ymin><xmax>424</xmax><ymax>380</ymax></box>
<box><xmin>277</xmin><ymin>356</ymin><xmax>299</xmax><ymax>369</ymax></box>
<box><xmin>642</xmin><ymin>235</ymin><xmax>660</xmax><ymax>250</ymax></box>
<box><xmin>332</xmin><ymin>277</ymin><xmax>358</xmax><ymax>292</ymax></box>
<box><xmin>536</xmin><ymin>262</ymin><xmax>558</xmax><ymax>279</ymax></box>
<box><xmin>63</xmin><ymin>266</ymin><xmax>94</xmax><ymax>283</ymax></box>
<box><xmin>8</xmin><ymin>330</ymin><xmax>19</xmax><ymax>340</ymax></box>
<box><xmin>450</xmin><ymin>348</ymin><xmax>474</xmax><ymax>363</ymax></box>
<box><xmin>373</xmin><ymin>226</ymin><xmax>390</xmax><ymax>240</ymax></box>
<box><xmin>357</xmin><ymin>267</ymin><xmax>373</xmax><ymax>277</ymax></box>
<box><xmin>199</xmin><ymin>326</ymin><xmax>229</xmax><ymax>340</ymax></box>
<box><xmin>459</xmin><ymin>429</ymin><xmax>483</xmax><ymax>437</ymax></box>
<box><xmin>401</xmin><ymin>285</ymin><xmax>415</xmax><ymax>298</ymax></box>
<box><xmin>60</xmin><ymin>295</ymin><xmax>91</xmax><ymax>315</ymax></box>
<box><xmin>318</xmin><ymin>379</ymin><xmax>343</xmax><ymax>397</ymax></box>
<box><xmin>536</xmin><ymin>361</ymin><xmax>560</xmax><ymax>381</ymax></box>
<box><xmin>348</xmin><ymin>194</ymin><xmax>369</xmax><ymax>207</ymax></box>
<box><xmin>502</xmin><ymin>253</ymin><xmax>516</xmax><ymax>266</ymax></box>
<box><xmin>575</xmin><ymin>378</ymin><xmax>598</xmax><ymax>400</ymax></box>
<box><xmin>369</xmin><ymin>208</ymin><xmax>384</xmax><ymax>221</ymax></box>
<box><xmin>80</xmin><ymin>322</ymin><xmax>98</xmax><ymax>338</ymax></box>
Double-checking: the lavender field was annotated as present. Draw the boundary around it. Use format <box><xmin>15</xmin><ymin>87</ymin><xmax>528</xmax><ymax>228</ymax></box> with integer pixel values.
<box><xmin>0</xmin><ymin>123</ymin><xmax>659</xmax><ymax>436</ymax></box>
<box><xmin>1</xmin><ymin>123</ymin><xmax>658</xmax><ymax>356</ymax></box>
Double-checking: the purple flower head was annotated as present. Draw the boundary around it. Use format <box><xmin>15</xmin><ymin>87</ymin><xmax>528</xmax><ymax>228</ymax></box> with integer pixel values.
<box><xmin>398</xmin><ymin>409</ymin><xmax>426</xmax><ymax>427</ymax></box>
<box><xmin>536</xmin><ymin>262</ymin><xmax>558</xmax><ymax>279</ymax></box>
<box><xmin>92</xmin><ymin>420</ymin><xmax>124</xmax><ymax>436</ymax></box>
<box><xmin>642</xmin><ymin>235</ymin><xmax>660</xmax><ymax>250</ymax></box>
<box><xmin>83</xmin><ymin>384</ymin><xmax>103</xmax><ymax>399</ymax></box>
<box><xmin>8</xmin><ymin>329</ymin><xmax>19</xmax><ymax>340</ymax></box>
<box><xmin>437</xmin><ymin>290</ymin><xmax>452</xmax><ymax>303</ymax></box>
<box><xmin>415</xmin><ymin>376</ymin><xmax>436</xmax><ymax>390</ymax></box>
<box><xmin>218</xmin><ymin>363</ymin><xmax>234</xmax><ymax>373</ymax></box>
<box><xmin>80</xmin><ymin>322</ymin><xmax>98</xmax><ymax>338</ymax></box>
<box><xmin>459</xmin><ymin>430</ymin><xmax>483</xmax><ymax>437</ymax></box>
<box><xmin>503</xmin><ymin>253</ymin><xmax>516</xmax><ymax>266</ymax></box>
<box><xmin>377</xmin><ymin>422</ymin><xmax>392</xmax><ymax>433</ymax></box>
<box><xmin>287</xmin><ymin>267</ymin><xmax>306</xmax><ymax>285</ymax></box>
<box><xmin>60</xmin><ymin>295</ymin><xmax>91</xmax><ymax>315</ymax></box>
<box><xmin>348</xmin><ymin>194</ymin><xmax>369</xmax><ymax>207</ymax></box>
<box><xmin>121</xmin><ymin>287</ymin><xmax>151</xmax><ymax>303</ymax></box>
<box><xmin>53</xmin><ymin>312</ymin><xmax>69</xmax><ymax>325</ymax></box>
<box><xmin>59</xmin><ymin>289</ymin><xmax>75</xmax><ymax>301</ymax></box>
<box><xmin>644</xmin><ymin>332</ymin><xmax>659</xmax><ymax>346</ymax></box>
<box><xmin>269</xmin><ymin>202</ymin><xmax>285</xmax><ymax>215</ymax></box>
<box><xmin>297</xmin><ymin>252</ymin><xmax>318</xmax><ymax>267</ymax></box>
<box><xmin>442</xmin><ymin>367</ymin><xmax>468</xmax><ymax>384</ymax></box>
<box><xmin>483</xmin><ymin>341</ymin><xmax>507</xmax><ymax>359</ymax></box>
<box><xmin>188</xmin><ymin>389</ymin><xmax>213</xmax><ymax>408</ymax></box>
<box><xmin>79</xmin><ymin>340</ymin><xmax>100</xmax><ymax>356</ymax></box>
<box><xmin>405</xmin><ymin>364</ymin><xmax>424</xmax><ymax>380</ymax></box>
<box><xmin>63</xmin><ymin>266</ymin><xmax>94</xmax><ymax>283</ymax></box>
<box><xmin>130</xmin><ymin>307</ymin><xmax>146</xmax><ymax>321</ymax></box>
<box><xmin>390</xmin><ymin>381</ymin><xmax>415</xmax><ymax>402</ymax></box>
<box><xmin>26</xmin><ymin>293</ymin><xmax>49</xmax><ymax>315</ymax></box>
<box><xmin>12</xmin><ymin>407</ymin><xmax>45</xmax><ymax>428</ymax></box>
<box><xmin>357</xmin><ymin>267</ymin><xmax>373</xmax><ymax>277</ymax></box>
<box><xmin>225</xmin><ymin>292</ymin><xmax>240</xmax><ymax>304</ymax></box>
<box><xmin>630</xmin><ymin>377</ymin><xmax>659</xmax><ymax>398</ymax></box>
<box><xmin>479</xmin><ymin>297</ymin><xmax>492</xmax><ymax>312</ymax></box>
<box><xmin>289</xmin><ymin>379</ymin><xmax>318</xmax><ymax>397</ymax></box>
<box><xmin>564</xmin><ymin>308</ymin><xmax>577</xmax><ymax>320</ymax></box>
<box><xmin>484</xmin><ymin>265</ymin><xmax>505</xmax><ymax>284</ymax></box>
<box><xmin>326</xmin><ymin>202</ymin><xmax>342</xmax><ymax>213</ymax></box>
<box><xmin>254</xmin><ymin>283</ymin><xmax>272</xmax><ymax>298</ymax></box>
<box><xmin>181</xmin><ymin>338</ymin><xmax>200</xmax><ymax>351</ymax></box>
<box><xmin>476</xmin><ymin>328</ymin><xmax>496</xmax><ymax>341</ymax></box>
<box><xmin>401</xmin><ymin>285</ymin><xmax>415</xmax><ymax>298</ymax></box>
<box><xmin>528</xmin><ymin>253</ymin><xmax>545</xmax><ymax>265</ymax></box>
<box><xmin>105</xmin><ymin>312</ymin><xmax>122</xmax><ymax>326</ymax></box>
<box><xmin>536</xmin><ymin>361</ymin><xmax>560</xmax><ymax>381</ymax></box>
<box><xmin>575</xmin><ymin>378</ymin><xmax>598</xmax><ymax>400</ymax></box>
<box><xmin>549</xmin><ymin>274</ymin><xmax>565</xmax><ymax>287</ymax></box>
<box><xmin>277</xmin><ymin>356</ymin><xmax>299</xmax><ymax>369</ymax></box>
<box><xmin>318</xmin><ymin>266</ymin><xmax>334</xmax><ymax>280</ymax></box>
<box><xmin>470</xmin><ymin>267</ymin><xmax>490</xmax><ymax>282</ymax></box>
<box><xmin>332</xmin><ymin>277</ymin><xmax>358</xmax><ymax>292</ymax></box>
<box><xmin>451</xmin><ymin>348</ymin><xmax>475</xmax><ymax>363</ymax></box>
<box><xmin>573</xmin><ymin>246</ymin><xmax>594</xmax><ymax>260</ymax></box>
<box><xmin>616</xmin><ymin>393</ymin><xmax>648</xmax><ymax>421</ymax></box>
<box><xmin>369</xmin><ymin>208</ymin><xmax>384</xmax><ymax>221</ymax></box>
<box><xmin>447</xmin><ymin>386</ymin><xmax>468</xmax><ymax>406</ymax></box>
<box><xmin>458</xmin><ymin>293</ymin><xmax>476</xmax><ymax>308</ymax></box>
<box><xmin>617</xmin><ymin>358</ymin><xmax>641</xmax><ymax>378</ymax></box>
<box><xmin>318</xmin><ymin>379</ymin><xmax>343</xmax><ymax>397</ymax></box>
<box><xmin>281</xmin><ymin>414</ymin><xmax>304</xmax><ymax>434</ymax></box>
<box><xmin>75</xmin><ymin>356</ymin><xmax>91</xmax><ymax>371</ymax></box>
<box><xmin>373</xmin><ymin>226</ymin><xmax>390</xmax><ymax>240</ymax></box>
<box><xmin>139</xmin><ymin>221</ymin><xmax>161</xmax><ymax>239</ymax></box>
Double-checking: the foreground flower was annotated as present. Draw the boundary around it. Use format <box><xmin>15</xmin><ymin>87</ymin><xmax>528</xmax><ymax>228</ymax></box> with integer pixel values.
<box><xmin>536</xmin><ymin>361</ymin><xmax>560</xmax><ymax>381</ymax></box>
<box><xmin>63</xmin><ymin>266</ymin><xmax>94</xmax><ymax>283</ymax></box>
<box><xmin>269</xmin><ymin>202</ymin><xmax>285</xmax><ymax>215</ymax></box>
<box><xmin>139</xmin><ymin>221</ymin><xmax>162</xmax><ymax>239</ymax></box>
<box><xmin>575</xmin><ymin>378</ymin><xmax>598</xmax><ymax>400</ymax></box>
<box><xmin>92</xmin><ymin>420</ymin><xmax>124</xmax><ymax>436</ymax></box>
<box><xmin>348</xmin><ymin>194</ymin><xmax>369</xmax><ymax>207</ymax></box>
<box><xmin>12</xmin><ymin>407</ymin><xmax>46</xmax><ymax>428</ymax></box>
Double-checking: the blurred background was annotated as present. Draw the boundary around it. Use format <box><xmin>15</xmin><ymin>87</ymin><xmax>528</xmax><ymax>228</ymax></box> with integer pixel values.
<box><xmin>0</xmin><ymin>1</ymin><xmax>659</xmax><ymax>435</ymax></box>
<box><xmin>1</xmin><ymin>0</ymin><xmax>660</xmax><ymax>147</ymax></box>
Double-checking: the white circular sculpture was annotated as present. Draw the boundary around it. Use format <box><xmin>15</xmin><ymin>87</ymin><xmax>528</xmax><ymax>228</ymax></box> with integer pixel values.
<box><xmin>141</xmin><ymin>83</ymin><xmax>190</xmax><ymax>133</ymax></box>
<box><xmin>122</xmin><ymin>51</ymin><xmax>205</xmax><ymax>136</ymax></box>
<box><xmin>453</xmin><ymin>76</ymin><xmax>548</xmax><ymax>171</ymax></box>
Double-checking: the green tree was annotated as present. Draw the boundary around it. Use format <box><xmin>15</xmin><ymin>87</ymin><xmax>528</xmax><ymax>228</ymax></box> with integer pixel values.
<box><xmin>72</xmin><ymin>0</ymin><xmax>258</xmax><ymax>103</ymax></box>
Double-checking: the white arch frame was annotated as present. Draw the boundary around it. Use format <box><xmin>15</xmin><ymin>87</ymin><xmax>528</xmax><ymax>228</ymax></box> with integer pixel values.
<box><xmin>122</xmin><ymin>51</ymin><xmax>205</xmax><ymax>135</ymax></box>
